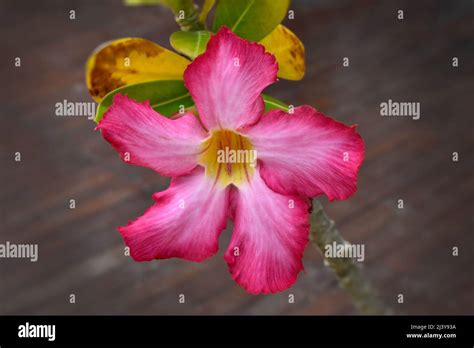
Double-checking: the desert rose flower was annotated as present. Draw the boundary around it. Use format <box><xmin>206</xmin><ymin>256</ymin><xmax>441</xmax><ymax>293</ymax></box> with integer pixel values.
<box><xmin>96</xmin><ymin>27</ymin><xmax>364</xmax><ymax>294</ymax></box>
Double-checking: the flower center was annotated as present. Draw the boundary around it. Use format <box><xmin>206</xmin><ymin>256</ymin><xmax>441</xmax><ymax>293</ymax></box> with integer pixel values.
<box><xmin>198</xmin><ymin>129</ymin><xmax>256</xmax><ymax>187</ymax></box>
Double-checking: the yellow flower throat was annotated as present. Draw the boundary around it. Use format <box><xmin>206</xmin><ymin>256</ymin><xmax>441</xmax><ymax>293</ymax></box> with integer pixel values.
<box><xmin>198</xmin><ymin>130</ymin><xmax>257</xmax><ymax>187</ymax></box>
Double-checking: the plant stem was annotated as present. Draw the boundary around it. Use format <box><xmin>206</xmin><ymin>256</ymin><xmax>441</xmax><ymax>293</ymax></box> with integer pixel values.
<box><xmin>160</xmin><ymin>0</ymin><xmax>204</xmax><ymax>31</ymax></box>
<box><xmin>309</xmin><ymin>199</ymin><xmax>392</xmax><ymax>315</ymax></box>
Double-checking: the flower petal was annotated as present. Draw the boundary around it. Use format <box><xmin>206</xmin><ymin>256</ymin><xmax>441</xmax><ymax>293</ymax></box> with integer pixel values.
<box><xmin>225</xmin><ymin>169</ymin><xmax>309</xmax><ymax>294</ymax></box>
<box><xmin>96</xmin><ymin>94</ymin><xmax>208</xmax><ymax>177</ymax></box>
<box><xmin>120</xmin><ymin>167</ymin><xmax>229</xmax><ymax>262</ymax></box>
<box><xmin>242</xmin><ymin>106</ymin><xmax>364</xmax><ymax>200</ymax></box>
<box><xmin>184</xmin><ymin>27</ymin><xmax>278</xmax><ymax>130</ymax></box>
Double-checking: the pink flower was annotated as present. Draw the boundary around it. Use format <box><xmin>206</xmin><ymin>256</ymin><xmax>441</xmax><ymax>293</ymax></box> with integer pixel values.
<box><xmin>96</xmin><ymin>27</ymin><xmax>364</xmax><ymax>294</ymax></box>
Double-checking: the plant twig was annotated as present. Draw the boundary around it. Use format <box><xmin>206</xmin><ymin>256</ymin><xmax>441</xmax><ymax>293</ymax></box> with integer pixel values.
<box><xmin>159</xmin><ymin>0</ymin><xmax>204</xmax><ymax>31</ymax></box>
<box><xmin>309</xmin><ymin>199</ymin><xmax>392</xmax><ymax>315</ymax></box>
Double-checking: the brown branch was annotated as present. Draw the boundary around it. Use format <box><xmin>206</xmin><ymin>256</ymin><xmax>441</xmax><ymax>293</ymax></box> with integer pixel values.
<box><xmin>309</xmin><ymin>199</ymin><xmax>392</xmax><ymax>315</ymax></box>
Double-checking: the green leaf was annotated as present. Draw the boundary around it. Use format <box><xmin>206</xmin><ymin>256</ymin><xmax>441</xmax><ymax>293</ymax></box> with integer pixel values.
<box><xmin>212</xmin><ymin>0</ymin><xmax>290</xmax><ymax>42</ymax></box>
<box><xmin>95</xmin><ymin>80</ymin><xmax>194</xmax><ymax>123</ymax></box>
<box><xmin>263</xmin><ymin>94</ymin><xmax>289</xmax><ymax>112</ymax></box>
<box><xmin>170</xmin><ymin>31</ymin><xmax>211</xmax><ymax>60</ymax></box>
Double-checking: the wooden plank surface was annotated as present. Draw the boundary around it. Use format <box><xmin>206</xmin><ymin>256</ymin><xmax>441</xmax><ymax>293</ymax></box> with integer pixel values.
<box><xmin>1</xmin><ymin>0</ymin><xmax>473</xmax><ymax>314</ymax></box>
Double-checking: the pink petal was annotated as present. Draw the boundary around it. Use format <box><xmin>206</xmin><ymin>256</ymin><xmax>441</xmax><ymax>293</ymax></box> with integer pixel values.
<box><xmin>242</xmin><ymin>106</ymin><xmax>364</xmax><ymax>200</ymax></box>
<box><xmin>225</xmin><ymin>169</ymin><xmax>310</xmax><ymax>294</ymax></box>
<box><xmin>96</xmin><ymin>94</ymin><xmax>208</xmax><ymax>177</ymax></box>
<box><xmin>119</xmin><ymin>167</ymin><xmax>229</xmax><ymax>262</ymax></box>
<box><xmin>184</xmin><ymin>27</ymin><xmax>278</xmax><ymax>130</ymax></box>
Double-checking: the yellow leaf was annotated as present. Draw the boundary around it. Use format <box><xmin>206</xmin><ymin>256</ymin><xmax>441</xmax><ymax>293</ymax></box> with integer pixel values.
<box><xmin>86</xmin><ymin>38</ymin><xmax>190</xmax><ymax>102</ymax></box>
<box><xmin>260</xmin><ymin>25</ymin><xmax>305</xmax><ymax>81</ymax></box>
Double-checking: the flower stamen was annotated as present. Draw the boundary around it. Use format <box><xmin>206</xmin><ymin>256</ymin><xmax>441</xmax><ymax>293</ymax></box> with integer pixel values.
<box><xmin>198</xmin><ymin>129</ymin><xmax>256</xmax><ymax>187</ymax></box>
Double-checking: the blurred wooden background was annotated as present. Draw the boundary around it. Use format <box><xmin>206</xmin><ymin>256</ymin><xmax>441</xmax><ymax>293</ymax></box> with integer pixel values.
<box><xmin>1</xmin><ymin>0</ymin><xmax>473</xmax><ymax>315</ymax></box>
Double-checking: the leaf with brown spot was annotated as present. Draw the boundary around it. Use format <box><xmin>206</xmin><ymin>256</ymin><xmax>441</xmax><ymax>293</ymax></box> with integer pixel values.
<box><xmin>260</xmin><ymin>25</ymin><xmax>305</xmax><ymax>81</ymax></box>
<box><xmin>86</xmin><ymin>38</ymin><xmax>190</xmax><ymax>102</ymax></box>
<box><xmin>212</xmin><ymin>0</ymin><xmax>290</xmax><ymax>42</ymax></box>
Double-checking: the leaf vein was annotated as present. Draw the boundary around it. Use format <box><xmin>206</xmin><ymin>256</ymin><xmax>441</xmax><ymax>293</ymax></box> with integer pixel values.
<box><xmin>231</xmin><ymin>0</ymin><xmax>255</xmax><ymax>32</ymax></box>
